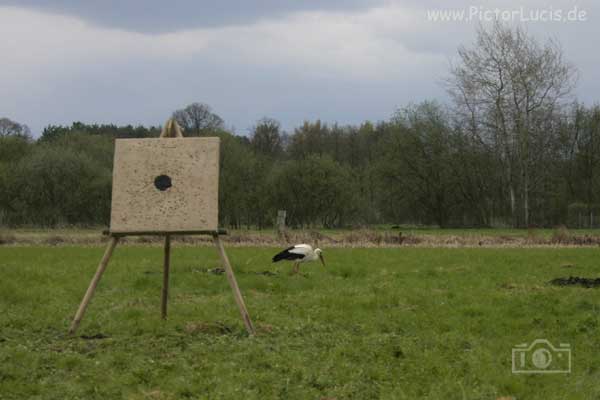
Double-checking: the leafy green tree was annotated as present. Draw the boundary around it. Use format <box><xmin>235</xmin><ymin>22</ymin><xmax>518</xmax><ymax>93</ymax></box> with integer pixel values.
<box><xmin>561</xmin><ymin>104</ymin><xmax>600</xmax><ymax>226</ymax></box>
<box><xmin>448</xmin><ymin>128</ymin><xmax>498</xmax><ymax>226</ymax></box>
<box><xmin>269</xmin><ymin>155</ymin><xmax>355</xmax><ymax>227</ymax></box>
<box><xmin>379</xmin><ymin>102</ymin><xmax>459</xmax><ymax>227</ymax></box>
<box><xmin>51</xmin><ymin>132</ymin><xmax>115</xmax><ymax>168</ymax></box>
<box><xmin>6</xmin><ymin>146</ymin><xmax>111</xmax><ymax>226</ymax></box>
<box><xmin>40</xmin><ymin>122</ymin><xmax>159</xmax><ymax>142</ymax></box>
<box><xmin>39</xmin><ymin>125</ymin><xmax>70</xmax><ymax>142</ymax></box>
<box><xmin>0</xmin><ymin>135</ymin><xmax>33</xmax><ymax>224</ymax></box>
<box><xmin>250</xmin><ymin>118</ymin><xmax>283</xmax><ymax>159</ymax></box>
<box><xmin>217</xmin><ymin>131</ymin><xmax>259</xmax><ymax>228</ymax></box>
<box><xmin>0</xmin><ymin>135</ymin><xmax>32</xmax><ymax>164</ymax></box>
<box><xmin>288</xmin><ymin>120</ymin><xmax>329</xmax><ymax>160</ymax></box>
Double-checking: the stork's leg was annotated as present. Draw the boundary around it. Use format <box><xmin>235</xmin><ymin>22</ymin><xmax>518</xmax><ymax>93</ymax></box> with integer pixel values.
<box><xmin>290</xmin><ymin>261</ymin><xmax>300</xmax><ymax>275</ymax></box>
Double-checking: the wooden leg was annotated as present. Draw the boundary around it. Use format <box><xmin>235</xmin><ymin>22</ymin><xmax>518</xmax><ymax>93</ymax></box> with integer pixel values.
<box><xmin>212</xmin><ymin>234</ymin><xmax>255</xmax><ymax>336</ymax></box>
<box><xmin>161</xmin><ymin>234</ymin><xmax>171</xmax><ymax>320</ymax></box>
<box><xmin>68</xmin><ymin>236</ymin><xmax>119</xmax><ymax>335</ymax></box>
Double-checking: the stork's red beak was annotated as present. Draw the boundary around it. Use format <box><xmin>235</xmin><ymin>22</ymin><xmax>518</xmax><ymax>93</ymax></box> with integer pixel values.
<box><xmin>319</xmin><ymin>254</ymin><xmax>326</xmax><ymax>267</ymax></box>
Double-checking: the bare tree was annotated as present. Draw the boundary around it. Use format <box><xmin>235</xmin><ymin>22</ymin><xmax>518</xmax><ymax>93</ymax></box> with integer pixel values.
<box><xmin>250</xmin><ymin>117</ymin><xmax>283</xmax><ymax>158</ymax></box>
<box><xmin>172</xmin><ymin>103</ymin><xmax>224</xmax><ymax>136</ymax></box>
<box><xmin>447</xmin><ymin>22</ymin><xmax>577</xmax><ymax>227</ymax></box>
<box><xmin>0</xmin><ymin>118</ymin><xmax>31</xmax><ymax>138</ymax></box>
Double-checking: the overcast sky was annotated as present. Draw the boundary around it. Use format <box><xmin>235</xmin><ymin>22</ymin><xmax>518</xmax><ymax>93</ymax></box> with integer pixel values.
<box><xmin>1</xmin><ymin>1</ymin><xmax>598</xmax><ymax>136</ymax></box>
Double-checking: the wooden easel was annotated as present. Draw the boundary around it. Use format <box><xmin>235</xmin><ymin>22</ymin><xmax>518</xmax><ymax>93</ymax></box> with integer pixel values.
<box><xmin>68</xmin><ymin>120</ymin><xmax>255</xmax><ymax>336</ymax></box>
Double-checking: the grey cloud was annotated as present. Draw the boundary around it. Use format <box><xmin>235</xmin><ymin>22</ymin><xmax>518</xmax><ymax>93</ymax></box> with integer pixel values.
<box><xmin>0</xmin><ymin>0</ymin><xmax>383</xmax><ymax>33</ymax></box>
<box><xmin>2</xmin><ymin>41</ymin><xmax>447</xmax><ymax>135</ymax></box>
<box><xmin>1</xmin><ymin>0</ymin><xmax>599</xmax><ymax>136</ymax></box>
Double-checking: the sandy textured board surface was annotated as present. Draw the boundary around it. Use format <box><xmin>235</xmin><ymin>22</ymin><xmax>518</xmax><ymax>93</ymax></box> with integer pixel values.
<box><xmin>110</xmin><ymin>138</ymin><xmax>219</xmax><ymax>233</ymax></box>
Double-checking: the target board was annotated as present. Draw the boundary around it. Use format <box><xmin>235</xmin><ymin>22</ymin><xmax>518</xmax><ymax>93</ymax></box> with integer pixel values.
<box><xmin>109</xmin><ymin>137</ymin><xmax>220</xmax><ymax>234</ymax></box>
<box><xmin>68</xmin><ymin>120</ymin><xmax>255</xmax><ymax>337</ymax></box>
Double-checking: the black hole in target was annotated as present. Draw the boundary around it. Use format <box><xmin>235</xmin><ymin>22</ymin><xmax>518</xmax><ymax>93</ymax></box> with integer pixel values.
<box><xmin>154</xmin><ymin>175</ymin><xmax>172</xmax><ymax>191</ymax></box>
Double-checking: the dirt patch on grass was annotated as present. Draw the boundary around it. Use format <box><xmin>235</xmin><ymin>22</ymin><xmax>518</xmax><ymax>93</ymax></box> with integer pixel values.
<box><xmin>184</xmin><ymin>322</ymin><xmax>234</xmax><ymax>335</ymax></box>
<box><xmin>550</xmin><ymin>276</ymin><xmax>600</xmax><ymax>288</ymax></box>
<box><xmin>80</xmin><ymin>333</ymin><xmax>110</xmax><ymax>340</ymax></box>
<box><xmin>254</xmin><ymin>270</ymin><xmax>278</xmax><ymax>276</ymax></box>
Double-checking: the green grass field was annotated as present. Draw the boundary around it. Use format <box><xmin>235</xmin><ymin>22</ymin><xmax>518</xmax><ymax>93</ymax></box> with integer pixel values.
<box><xmin>2</xmin><ymin>245</ymin><xmax>600</xmax><ymax>399</ymax></box>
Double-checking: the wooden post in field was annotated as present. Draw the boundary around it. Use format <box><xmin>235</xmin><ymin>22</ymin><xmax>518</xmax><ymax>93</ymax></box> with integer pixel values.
<box><xmin>69</xmin><ymin>236</ymin><xmax>119</xmax><ymax>335</ymax></box>
<box><xmin>213</xmin><ymin>233</ymin><xmax>255</xmax><ymax>335</ymax></box>
<box><xmin>277</xmin><ymin>210</ymin><xmax>287</xmax><ymax>240</ymax></box>
<box><xmin>161</xmin><ymin>234</ymin><xmax>171</xmax><ymax>319</ymax></box>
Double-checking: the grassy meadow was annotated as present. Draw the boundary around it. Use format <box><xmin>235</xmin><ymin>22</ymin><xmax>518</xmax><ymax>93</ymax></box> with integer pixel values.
<box><xmin>1</xmin><ymin>244</ymin><xmax>600</xmax><ymax>399</ymax></box>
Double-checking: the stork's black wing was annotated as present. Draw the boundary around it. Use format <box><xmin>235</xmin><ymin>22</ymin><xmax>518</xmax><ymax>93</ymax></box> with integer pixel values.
<box><xmin>272</xmin><ymin>246</ymin><xmax>306</xmax><ymax>262</ymax></box>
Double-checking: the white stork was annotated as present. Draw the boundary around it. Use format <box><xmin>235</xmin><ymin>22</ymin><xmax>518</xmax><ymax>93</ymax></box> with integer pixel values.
<box><xmin>272</xmin><ymin>244</ymin><xmax>325</xmax><ymax>274</ymax></box>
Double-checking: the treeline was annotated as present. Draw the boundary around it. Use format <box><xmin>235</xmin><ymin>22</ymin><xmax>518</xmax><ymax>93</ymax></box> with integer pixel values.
<box><xmin>1</xmin><ymin>101</ymin><xmax>599</xmax><ymax>229</ymax></box>
<box><xmin>1</xmin><ymin>23</ymin><xmax>599</xmax><ymax>229</ymax></box>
